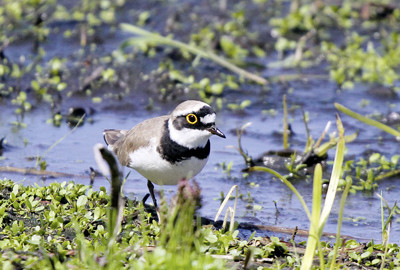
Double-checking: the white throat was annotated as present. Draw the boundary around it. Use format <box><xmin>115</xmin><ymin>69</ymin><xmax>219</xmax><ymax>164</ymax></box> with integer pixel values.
<box><xmin>168</xmin><ymin>119</ymin><xmax>212</xmax><ymax>149</ymax></box>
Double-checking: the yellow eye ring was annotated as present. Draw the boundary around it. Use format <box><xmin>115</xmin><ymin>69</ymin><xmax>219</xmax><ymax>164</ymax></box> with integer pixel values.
<box><xmin>186</xmin><ymin>113</ymin><xmax>198</xmax><ymax>124</ymax></box>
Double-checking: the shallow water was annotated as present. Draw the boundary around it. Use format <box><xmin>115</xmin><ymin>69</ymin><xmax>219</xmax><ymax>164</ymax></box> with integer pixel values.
<box><xmin>1</xmin><ymin>1</ymin><xmax>400</xmax><ymax>242</ymax></box>
<box><xmin>1</xmin><ymin>87</ymin><xmax>399</xmax><ymax>242</ymax></box>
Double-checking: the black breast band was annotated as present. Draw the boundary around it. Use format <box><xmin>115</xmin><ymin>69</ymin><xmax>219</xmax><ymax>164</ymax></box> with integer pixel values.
<box><xmin>157</xmin><ymin>120</ymin><xmax>210</xmax><ymax>163</ymax></box>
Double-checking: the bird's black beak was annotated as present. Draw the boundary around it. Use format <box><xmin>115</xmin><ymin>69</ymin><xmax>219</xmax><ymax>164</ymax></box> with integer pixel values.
<box><xmin>208</xmin><ymin>126</ymin><xmax>226</xmax><ymax>138</ymax></box>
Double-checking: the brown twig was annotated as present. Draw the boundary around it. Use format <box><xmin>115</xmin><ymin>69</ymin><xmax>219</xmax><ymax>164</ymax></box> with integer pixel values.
<box><xmin>81</xmin><ymin>66</ymin><xmax>104</xmax><ymax>91</ymax></box>
<box><xmin>236</xmin><ymin>222</ymin><xmax>371</xmax><ymax>242</ymax></box>
<box><xmin>0</xmin><ymin>166</ymin><xmax>87</xmax><ymax>178</ymax></box>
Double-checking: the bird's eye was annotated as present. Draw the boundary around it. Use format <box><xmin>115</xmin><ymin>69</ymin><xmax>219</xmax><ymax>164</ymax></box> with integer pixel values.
<box><xmin>186</xmin><ymin>113</ymin><xmax>198</xmax><ymax>124</ymax></box>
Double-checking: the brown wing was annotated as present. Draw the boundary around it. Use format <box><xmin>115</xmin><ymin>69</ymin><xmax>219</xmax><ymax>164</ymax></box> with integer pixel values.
<box><xmin>103</xmin><ymin>129</ymin><xmax>127</xmax><ymax>146</ymax></box>
<box><xmin>104</xmin><ymin>115</ymin><xmax>168</xmax><ymax>167</ymax></box>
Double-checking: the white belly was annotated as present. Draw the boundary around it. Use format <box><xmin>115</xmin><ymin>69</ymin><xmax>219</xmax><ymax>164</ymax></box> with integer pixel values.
<box><xmin>128</xmin><ymin>143</ymin><xmax>208</xmax><ymax>185</ymax></box>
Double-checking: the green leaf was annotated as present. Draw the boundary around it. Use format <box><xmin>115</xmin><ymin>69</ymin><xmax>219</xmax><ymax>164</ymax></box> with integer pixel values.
<box><xmin>369</xmin><ymin>153</ymin><xmax>381</xmax><ymax>163</ymax></box>
<box><xmin>35</xmin><ymin>206</ymin><xmax>45</xmax><ymax>212</ymax></box>
<box><xmin>29</xmin><ymin>235</ymin><xmax>41</xmax><ymax>245</ymax></box>
<box><xmin>93</xmin><ymin>207</ymin><xmax>101</xmax><ymax>221</ymax></box>
<box><xmin>210</xmin><ymin>83</ymin><xmax>224</xmax><ymax>95</ymax></box>
<box><xmin>77</xmin><ymin>195</ymin><xmax>88</xmax><ymax>208</ymax></box>
<box><xmin>12</xmin><ymin>184</ymin><xmax>20</xmax><ymax>195</ymax></box>
<box><xmin>361</xmin><ymin>250</ymin><xmax>371</xmax><ymax>259</ymax></box>
<box><xmin>204</xmin><ymin>232</ymin><xmax>218</xmax><ymax>243</ymax></box>
<box><xmin>253</xmin><ymin>204</ymin><xmax>262</xmax><ymax>210</ymax></box>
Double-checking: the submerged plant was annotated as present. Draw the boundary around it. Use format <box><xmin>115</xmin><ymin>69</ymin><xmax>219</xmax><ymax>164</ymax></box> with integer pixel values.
<box><xmin>247</xmin><ymin>115</ymin><xmax>346</xmax><ymax>269</ymax></box>
<box><xmin>120</xmin><ymin>23</ymin><xmax>267</xmax><ymax>85</ymax></box>
<box><xmin>11</xmin><ymin>91</ymin><xmax>31</xmax><ymax>127</ymax></box>
<box><xmin>324</xmin><ymin>33</ymin><xmax>400</xmax><ymax>88</ymax></box>
<box><xmin>233</xmin><ymin>98</ymin><xmax>357</xmax><ymax>178</ymax></box>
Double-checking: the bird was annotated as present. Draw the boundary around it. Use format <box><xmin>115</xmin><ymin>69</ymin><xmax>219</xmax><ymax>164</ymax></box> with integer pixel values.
<box><xmin>103</xmin><ymin>100</ymin><xmax>226</xmax><ymax>208</ymax></box>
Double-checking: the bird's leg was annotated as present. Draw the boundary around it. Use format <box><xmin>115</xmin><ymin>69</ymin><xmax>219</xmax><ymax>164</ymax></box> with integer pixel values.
<box><xmin>147</xmin><ymin>180</ymin><xmax>158</xmax><ymax>208</ymax></box>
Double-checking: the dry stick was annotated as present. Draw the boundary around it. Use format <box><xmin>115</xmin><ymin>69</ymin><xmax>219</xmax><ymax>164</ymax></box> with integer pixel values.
<box><xmin>81</xmin><ymin>66</ymin><xmax>104</xmax><ymax>91</ymax></box>
<box><xmin>2</xmin><ymin>116</ymin><xmax>87</xmax><ymax>178</ymax></box>
<box><xmin>313</xmin><ymin>121</ymin><xmax>331</xmax><ymax>149</ymax></box>
<box><xmin>245</xmin><ymin>223</ymin><xmax>359</xmax><ymax>241</ymax></box>
<box><xmin>0</xmin><ymin>165</ymin><xmax>86</xmax><ymax>178</ymax></box>
<box><xmin>294</xmin><ymin>29</ymin><xmax>316</xmax><ymax>63</ymax></box>
<box><xmin>215</xmin><ymin>185</ymin><xmax>238</xmax><ymax>232</ymax></box>
<box><xmin>283</xmin><ymin>94</ymin><xmax>289</xmax><ymax>150</ymax></box>
<box><xmin>236</xmin><ymin>122</ymin><xmax>254</xmax><ymax>166</ymax></box>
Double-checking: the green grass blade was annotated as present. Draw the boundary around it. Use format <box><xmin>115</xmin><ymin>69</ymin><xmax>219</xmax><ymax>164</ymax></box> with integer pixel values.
<box><xmin>301</xmin><ymin>115</ymin><xmax>345</xmax><ymax>270</ymax></box>
<box><xmin>249</xmin><ymin>166</ymin><xmax>311</xmax><ymax>220</ymax></box>
<box><xmin>329</xmin><ymin>176</ymin><xmax>352</xmax><ymax>270</ymax></box>
<box><xmin>312</xmin><ymin>164</ymin><xmax>322</xmax><ymax>229</ymax></box>
<box><xmin>380</xmin><ymin>191</ymin><xmax>385</xmax><ymax>243</ymax></box>
<box><xmin>314</xmin><ymin>131</ymin><xmax>358</xmax><ymax>157</ymax></box>
<box><xmin>318</xmin><ymin>115</ymin><xmax>345</xmax><ymax>229</ymax></box>
<box><xmin>214</xmin><ymin>185</ymin><xmax>238</xmax><ymax>232</ymax></box>
<box><xmin>120</xmin><ymin>23</ymin><xmax>268</xmax><ymax>85</ymax></box>
<box><xmin>335</xmin><ymin>103</ymin><xmax>400</xmax><ymax>137</ymax></box>
<box><xmin>301</xmin><ymin>164</ymin><xmax>322</xmax><ymax>270</ymax></box>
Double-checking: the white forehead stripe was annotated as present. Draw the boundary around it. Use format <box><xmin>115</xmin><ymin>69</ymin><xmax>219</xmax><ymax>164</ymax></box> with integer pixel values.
<box><xmin>172</xmin><ymin>103</ymin><xmax>210</xmax><ymax>117</ymax></box>
<box><xmin>200</xmin><ymin>113</ymin><xmax>216</xmax><ymax>124</ymax></box>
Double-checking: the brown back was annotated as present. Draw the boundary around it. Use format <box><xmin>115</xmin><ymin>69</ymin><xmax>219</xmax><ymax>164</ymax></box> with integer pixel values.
<box><xmin>104</xmin><ymin>115</ymin><xmax>169</xmax><ymax>167</ymax></box>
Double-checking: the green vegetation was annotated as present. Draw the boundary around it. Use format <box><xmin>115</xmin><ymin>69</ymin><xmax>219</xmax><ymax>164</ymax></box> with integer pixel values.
<box><xmin>2</xmin><ymin>0</ymin><xmax>400</xmax><ymax>269</ymax></box>
<box><xmin>268</xmin><ymin>0</ymin><xmax>400</xmax><ymax>88</ymax></box>
<box><xmin>335</xmin><ymin>103</ymin><xmax>400</xmax><ymax>137</ymax></box>
<box><xmin>1</xmin><ymin>0</ymin><xmax>400</xmax><ymax>127</ymax></box>
<box><xmin>233</xmin><ymin>99</ymin><xmax>400</xmax><ymax>198</ymax></box>
<box><xmin>2</xmin><ymin>118</ymin><xmax>400</xmax><ymax>269</ymax></box>
<box><xmin>121</xmin><ymin>23</ymin><xmax>267</xmax><ymax>85</ymax></box>
<box><xmin>0</xmin><ymin>171</ymin><xmax>279</xmax><ymax>269</ymax></box>
<box><xmin>333</xmin><ymin>103</ymin><xmax>400</xmax><ymax>193</ymax></box>
<box><xmin>236</xmin><ymin>109</ymin><xmax>400</xmax><ymax>269</ymax></box>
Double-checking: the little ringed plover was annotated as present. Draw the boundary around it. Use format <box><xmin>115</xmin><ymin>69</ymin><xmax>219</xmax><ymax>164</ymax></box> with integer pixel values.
<box><xmin>103</xmin><ymin>100</ymin><xmax>225</xmax><ymax>207</ymax></box>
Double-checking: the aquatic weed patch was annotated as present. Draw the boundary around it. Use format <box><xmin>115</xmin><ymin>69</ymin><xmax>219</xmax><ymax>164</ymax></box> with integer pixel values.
<box><xmin>1</xmin><ymin>179</ymin><xmax>400</xmax><ymax>269</ymax></box>
<box><xmin>0</xmin><ymin>179</ymin><xmax>241</xmax><ymax>268</ymax></box>
<box><xmin>2</xmin><ymin>0</ymin><xmax>400</xmax><ymax>268</ymax></box>
<box><xmin>340</xmin><ymin>153</ymin><xmax>400</xmax><ymax>193</ymax></box>
<box><xmin>0</xmin><ymin>180</ymin><xmax>110</xmax><ymax>244</ymax></box>
<box><xmin>1</xmin><ymin>0</ymin><xmax>400</xmax><ymax>128</ymax></box>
